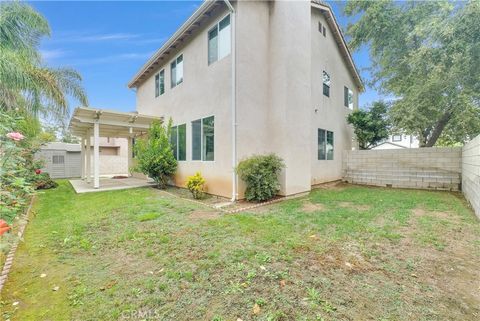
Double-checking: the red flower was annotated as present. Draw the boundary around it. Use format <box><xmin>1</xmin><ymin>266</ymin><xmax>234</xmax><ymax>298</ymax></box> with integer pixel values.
<box><xmin>35</xmin><ymin>169</ymin><xmax>42</xmax><ymax>175</ymax></box>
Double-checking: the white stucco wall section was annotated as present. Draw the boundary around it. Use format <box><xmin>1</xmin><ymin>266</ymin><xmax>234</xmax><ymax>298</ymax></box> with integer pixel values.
<box><xmin>136</xmin><ymin>6</ymin><xmax>233</xmax><ymax>197</ymax></box>
<box><xmin>310</xmin><ymin>8</ymin><xmax>357</xmax><ymax>185</ymax></box>
<box><xmin>133</xmin><ymin>1</ymin><xmax>360</xmax><ymax>198</ymax></box>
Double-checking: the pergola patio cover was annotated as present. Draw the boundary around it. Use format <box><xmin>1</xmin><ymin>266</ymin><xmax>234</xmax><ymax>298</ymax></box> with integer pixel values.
<box><xmin>69</xmin><ymin>107</ymin><xmax>162</xmax><ymax>189</ymax></box>
<box><xmin>70</xmin><ymin>107</ymin><xmax>162</xmax><ymax>138</ymax></box>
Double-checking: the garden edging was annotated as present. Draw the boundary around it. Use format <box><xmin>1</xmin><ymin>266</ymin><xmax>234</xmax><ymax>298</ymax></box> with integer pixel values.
<box><xmin>0</xmin><ymin>195</ymin><xmax>36</xmax><ymax>295</ymax></box>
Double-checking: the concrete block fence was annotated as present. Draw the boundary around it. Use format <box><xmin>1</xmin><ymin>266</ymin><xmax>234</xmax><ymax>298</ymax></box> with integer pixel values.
<box><xmin>342</xmin><ymin>147</ymin><xmax>462</xmax><ymax>191</ymax></box>
<box><xmin>462</xmin><ymin>135</ymin><xmax>480</xmax><ymax>218</ymax></box>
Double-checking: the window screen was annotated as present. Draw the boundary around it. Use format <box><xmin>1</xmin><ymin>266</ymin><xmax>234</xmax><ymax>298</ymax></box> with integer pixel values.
<box><xmin>318</xmin><ymin>129</ymin><xmax>334</xmax><ymax>160</ymax></box>
<box><xmin>192</xmin><ymin>119</ymin><xmax>202</xmax><ymax>160</ymax></box>
<box><xmin>171</xmin><ymin>55</ymin><xmax>183</xmax><ymax>88</ymax></box>
<box><xmin>178</xmin><ymin>124</ymin><xmax>186</xmax><ymax>161</ymax></box>
<box><xmin>52</xmin><ymin>155</ymin><xmax>65</xmax><ymax>164</ymax></box>
<box><xmin>159</xmin><ymin>69</ymin><xmax>165</xmax><ymax>96</ymax></box>
<box><xmin>202</xmin><ymin>116</ymin><xmax>214</xmax><ymax>161</ymax></box>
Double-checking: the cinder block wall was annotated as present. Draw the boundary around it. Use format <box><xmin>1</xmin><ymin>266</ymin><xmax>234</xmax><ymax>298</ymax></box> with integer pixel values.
<box><xmin>462</xmin><ymin>135</ymin><xmax>480</xmax><ymax>218</ymax></box>
<box><xmin>343</xmin><ymin>147</ymin><xmax>462</xmax><ymax>191</ymax></box>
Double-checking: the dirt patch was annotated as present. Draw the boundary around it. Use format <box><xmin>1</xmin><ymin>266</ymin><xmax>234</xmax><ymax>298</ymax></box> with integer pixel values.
<box><xmin>412</xmin><ymin>207</ymin><xmax>459</xmax><ymax>222</ymax></box>
<box><xmin>188</xmin><ymin>210</ymin><xmax>221</xmax><ymax>221</ymax></box>
<box><xmin>302</xmin><ymin>201</ymin><xmax>325</xmax><ymax>213</ymax></box>
<box><xmin>338</xmin><ymin>201</ymin><xmax>371</xmax><ymax>211</ymax></box>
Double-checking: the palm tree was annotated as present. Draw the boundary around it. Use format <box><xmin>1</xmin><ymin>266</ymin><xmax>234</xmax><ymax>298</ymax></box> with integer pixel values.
<box><xmin>0</xmin><ymin>1</ymin><xmax>88</xmax><ymax>120</ymax></box>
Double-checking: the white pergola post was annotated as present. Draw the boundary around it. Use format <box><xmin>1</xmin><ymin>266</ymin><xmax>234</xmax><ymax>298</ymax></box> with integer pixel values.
<box><xmin>127</xmin><ymin>136</ymin><xmax>133</xmax><ymax>177</ymax></box>
<box><xmin>86</xmin><ymin>129</ymin><xmax>91</xmax><ymax>184</ymax></box>
<box><xmin>80</xmin><ymin>137</ymin><xmax>86</xmax><ymax>179</ymax></box>
<box><xmin>93</xmin><ymin>121</ymin><xmax>100</xmax><ymax>188</ymax></box>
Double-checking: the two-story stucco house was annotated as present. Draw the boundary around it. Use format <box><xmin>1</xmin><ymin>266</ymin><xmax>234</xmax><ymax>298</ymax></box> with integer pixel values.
<box><xmin>128</xmin><ymin>0</ymin><xmax>363</xmax><ymax>200</ymax></box>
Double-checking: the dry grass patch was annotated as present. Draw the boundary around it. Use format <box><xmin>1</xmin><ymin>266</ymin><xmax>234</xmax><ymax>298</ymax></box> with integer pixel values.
<box><xmin>302</xmin><ymin>201</ymin><xmax>325</xmax><ymax>213</ymax></box>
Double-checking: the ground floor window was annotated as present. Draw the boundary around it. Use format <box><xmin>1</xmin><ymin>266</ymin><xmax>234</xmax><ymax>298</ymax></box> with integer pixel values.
<box><xmin>318</xmin><ymin>129</ymin><xmax>334</xmax><ymax>160</ymax></box>
<box><xmin>170</xmin><ymin>124</ymin><xmax>186</xmax><ymax>161</ymax></box>
<box><xmin>192</xmin><ymin>116</ymin><xmax>214</xmax><ymax>161</ymax></box>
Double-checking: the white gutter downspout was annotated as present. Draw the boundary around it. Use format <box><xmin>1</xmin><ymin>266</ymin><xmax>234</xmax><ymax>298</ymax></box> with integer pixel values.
<box><xmin>224</xmin><ymin>0</ymin><xmax>237</xmax><ymax>202</ymax></box>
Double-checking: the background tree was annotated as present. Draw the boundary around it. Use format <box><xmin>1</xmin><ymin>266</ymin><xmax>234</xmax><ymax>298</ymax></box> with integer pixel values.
<box><xmin>133</xmin><ymin>119</ymin><xmax>177</xmax><ymax>189</ymax></box>
<box><xmin>0</xmin><ymin>1</ymin><xmax>88</xmax><ymax>121</ymax></box>
<box><xmin>345</xmin><ymin>0</ymin><xmax>480</xmax><ymax>146</ymax></box>
<box><xmin>347</xmin><ymin>101</ymin><xmax>390</xmax><ymax>149</ymax></box>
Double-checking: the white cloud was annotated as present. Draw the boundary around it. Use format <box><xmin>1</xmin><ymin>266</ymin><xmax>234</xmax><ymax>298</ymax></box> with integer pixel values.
<box><xmin>70</xmin><ymin>51</ymin><xmax>155</xmax><ymax>66</ymax></box>
<box><xmin>40</xmin><ymin>49</ymin><xmax>67</xmax><ymax>61</ymax></box>
<box><xmin>51</xmin><ymin>32</ymin><xmax>140</xmax><ymax>43</ymax></box>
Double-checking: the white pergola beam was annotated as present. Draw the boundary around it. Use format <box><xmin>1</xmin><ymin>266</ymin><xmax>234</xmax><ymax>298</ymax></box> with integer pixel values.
<box><xmin>93</xmin><ymin>121</ymin><xmax>100</xmax><ymax>189</ymax></box>
<box><xmin>72</xmin><ymin>116</ymin><xmax>151</xmax><ymax>129</ymax></box>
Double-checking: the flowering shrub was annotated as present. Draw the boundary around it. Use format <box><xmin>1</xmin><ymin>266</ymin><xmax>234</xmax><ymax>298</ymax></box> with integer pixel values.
<box><xmin>30</xmin><ymin>172</ymin><xmax>58</xmax><ymax>190</ymax></box>
<box><xmin>6</xmin><ymin>132</ymin><xmax>25</xmax><ymax>141</ymax></box>
<box><xmin>186</xmin><ymin>172</ymin><xmax>206</xmax><ymax>199</ymax></box>
<box><xmin>1</xmin><ymin>112</ymin><xmax>38</xmax><ymax>223</ymax></box>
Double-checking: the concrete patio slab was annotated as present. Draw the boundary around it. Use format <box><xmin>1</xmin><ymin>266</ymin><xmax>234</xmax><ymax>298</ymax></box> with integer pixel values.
<box><xmin>70</xmin><ymin>177</ymin><xmax>155</xmax><ymax>193</ymax></box>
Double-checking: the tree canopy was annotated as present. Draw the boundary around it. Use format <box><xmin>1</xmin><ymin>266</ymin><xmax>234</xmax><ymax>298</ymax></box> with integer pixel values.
<box><xmin>347</xmin><ymin>101</ymin><xmax>390</xmax><ymax>149</ymax></box>
<box><xmin>345</xmin><ymin>0</ymin><xmax>480</xmax><ymax>146</ymax></box>
<box><xmin>0</xmin><ymin>1</ymin><xmax>88</xmax><ymax>121</ymax></box>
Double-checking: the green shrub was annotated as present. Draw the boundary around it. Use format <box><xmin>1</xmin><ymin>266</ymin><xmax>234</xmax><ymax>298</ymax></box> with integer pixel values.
<box><xmin>236</xmin><ymin>154</ymin><xmax>284</xmax><ymax>202</ymax></box>
<box><xmin>30</xmin><ymin>172</ymin><xmax>58</xmax><ymax>190</ymax></box>
<box><xmin>186</xmin><ymin>172</ymin><xmax>206</xmax><ymax>199</ymax></box>
<box><xmin>133</xmin><ymin>119</ymin><xmax>178</xmax><ymax>188</ymax></box>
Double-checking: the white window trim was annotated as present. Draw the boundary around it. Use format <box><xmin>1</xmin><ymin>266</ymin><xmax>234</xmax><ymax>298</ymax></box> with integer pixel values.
<box><xmin>207</xmin><ymin>13</ymin><xmax>231</xmax><ymax>66</ymax></box>
<box><xmin>318</xmin><ymin>128</ymin><xmax>334</xmax><ymax>161</ymax></box>
<box><xmin>170</xmin><ymin>53</ymin><xmax>184</xmax><ymax>89</ymax></box>
<box><xmin>191</xmin><ymin>114</ymin><xmax>215</xmax><ymax>162</ymax></box>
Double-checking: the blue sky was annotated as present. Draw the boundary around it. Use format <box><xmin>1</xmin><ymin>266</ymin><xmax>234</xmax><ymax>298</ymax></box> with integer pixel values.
<box><xmin>30</xmin><ymin>0</ymin><xmax>379</xmax><ymax>113</ymax></box>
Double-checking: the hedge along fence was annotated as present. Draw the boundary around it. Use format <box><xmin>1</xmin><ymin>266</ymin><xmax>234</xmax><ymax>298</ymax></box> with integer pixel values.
<box><xmin>462</xmin><ymin>135</ymin><xmax>480</xmax><ymax>219</ymax></box>
<box><xmin>342</xmin><ymin>147</ymin><xmax>462</xmax><ymax>191</ymax></box>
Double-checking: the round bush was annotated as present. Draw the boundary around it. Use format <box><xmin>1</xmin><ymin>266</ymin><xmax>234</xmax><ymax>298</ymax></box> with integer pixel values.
<box><xmin>236</xmin><ymin>154</ymin><xmax>284</xmax><ymax>202</ymax></box>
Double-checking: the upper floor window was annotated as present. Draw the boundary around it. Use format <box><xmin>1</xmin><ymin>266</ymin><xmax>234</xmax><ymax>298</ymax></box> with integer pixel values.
<box><xmin>170</xmin><ymin>124</ymin><xmax>186</xmax><ymax>161</ymax></box>
<box><xmin>171</xmin><ymin>54</ymin><xmax>183</xmax><ymax>88</ymax></box>
<box><xmin>318</xmin><ymin>22</ymin><xmax>326</xmax><ymax>37</ymax></box>
<box><xmin>318</xmin><ymin>129</ymin><xmax>334</xmax><ymax>160</ymax></box>
<box><xmin>208</xmin><ymin>15</ymin><xmax>231</xmax><ymax>65</ymax></box>
<box><xmin>323</xmin><ymin>71</ymin><xmax>330</xmax><ymax>97</ymax></box>
<box><xmin>344</xmin><ymin>86</ymin><xmax>353</xmax><ymax>109</ymax></box>
<box><xmin>392</xmin><ymin>134</ymin><xmax>402</xmax><ymax>142</ymax></box>
<box><xmin>192</xmin><ymin>116</ymin><xmax>214</xmax><ymax>161</ymax></box>
<box><xmin>155</xmin><ymin>69</ymin><xmax>165</xmax><ymax>97</ymax></box>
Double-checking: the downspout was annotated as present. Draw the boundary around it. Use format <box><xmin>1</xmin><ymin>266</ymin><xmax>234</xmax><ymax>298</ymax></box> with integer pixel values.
<box><xmin>224</xmin><ymin>0</ymin><xmax>237</xmax><ymax>202</ymax></box>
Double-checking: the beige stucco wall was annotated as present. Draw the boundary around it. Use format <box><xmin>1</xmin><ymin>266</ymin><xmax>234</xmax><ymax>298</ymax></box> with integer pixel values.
<box><xmin>88</xmin><ymin>137</ymin><xmax>129</xmax><ymax>176</ymax></box>
<box><xmin>136</xmin><ymin>6</ymin><xmax>234</xmax><ymax>197</ymax></box>
<box><xmin>343</xmin><ymin>148</ymin><xmax>462</xmax><ymax>191</ymax></box>
<box><xmin>134</xmin><ymin>0</ymin><xmax>359</xmax><ymax>198</ymax></box>
<box><xmin>462</xmin><ymin>135</ymin><xmax>480</xmax><ymax>218</ymax></box>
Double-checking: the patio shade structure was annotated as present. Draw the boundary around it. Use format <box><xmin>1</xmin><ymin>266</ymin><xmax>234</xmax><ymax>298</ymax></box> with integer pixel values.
<box><xmin>69</xmin><ymin>107</ymin><xmax>162</xmax><ymax>189</ymax></box>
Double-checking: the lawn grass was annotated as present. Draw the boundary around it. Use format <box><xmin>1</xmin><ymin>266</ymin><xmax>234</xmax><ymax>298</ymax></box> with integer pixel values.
<box><xmin>1</xmin><ymin>181</ymin><xmax>479</xmax><ymax>321</ymax></box>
